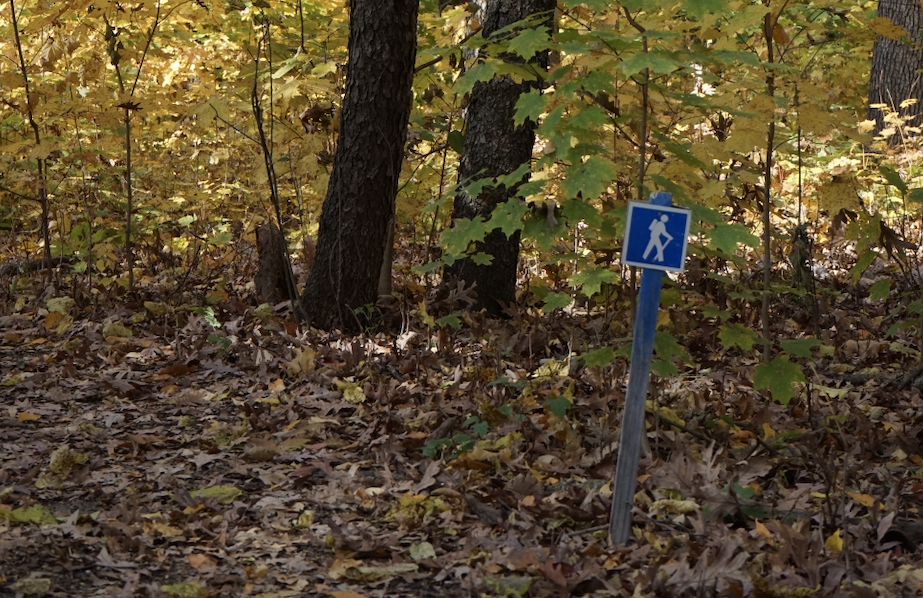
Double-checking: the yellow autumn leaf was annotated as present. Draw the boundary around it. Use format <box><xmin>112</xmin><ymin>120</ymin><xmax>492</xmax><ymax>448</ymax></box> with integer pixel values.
<box><xmin>187</xmin><ymin>553</ymin><xmax>217</xmax><ymax>568</ymax></box>
<box><xmin>46</xmin><ymin>296</ymin><xmax>75</xmax><ymax>314</ymax></box>
<box><xmin>43</xmin><ymin>311</ymin><xmax>64</xmax><ymax>331</ymax></box>
<box><xmin>649</xmin><ymin>499</ymin><xmax>699</xmax><ymax>514</ymax></box>
<box><xmin>753</xmin><ymin>520</ymin><xmax>772</xmax><ymax>538</ymax></box>
<box><xmin>847</xmin><ymin>491</ymin><xmax>876</xmax><ymax>508</ymax></box>
<box><xmin>815</xmin><ymin>175</ymin><xmax>861</xmax><ymax>214</ymax></box>
<box><xmin>761</xmin><ymin>422</ymin><xmax>776</xmax><ymax>439</ymax></box>
<box><xmin>857</xmin><ymin>119</ymin><xmax>877</xmax><ymax>134</ymax></box>
<box><xmin>284</xmin><ymin>346</ymin><xmax>316</xmax><ymax>376</ymax></box>
<box><xmin>825</xmin><ymin>529</ymin><xmax>843</xmax><ymax>553</ymax></box>
<box><xmin>798</xmin><ymin>103</ymin><xmax>832</xmax><ymax>135</ymax></box>
<box><xmin>869</xmin><ymin>16</ymin><xmax>908</xmax><ymax>41</ymax></box>
<box><xmin>18</xmin><ymin>412</ymin><xmax>41</xmax><ymax>422</ymax></box>
<box><xmin>338</xmin><ymin>381</ymin><xmax>367</xmax><ymax>403</ymax></box>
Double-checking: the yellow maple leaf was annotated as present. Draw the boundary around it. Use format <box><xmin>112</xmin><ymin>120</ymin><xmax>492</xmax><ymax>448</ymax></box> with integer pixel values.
<box><xmin>825</xmin><ymin>529</ymin><xmax>843</xmax><ymax>553</ymax></box>
<box><xmin>754</xmin><ymin>520</ymin><xmax>772</xmax><ymax>538</ymax></box>
<box><xmin>847</xmin><ymin>491</ymin><xmax>876</xmax><ymax>508</ymax></box>
<box><xmin>869</xmin><ymin>16</ymin><xmax>908</xmax><ymax>41</ymax></box>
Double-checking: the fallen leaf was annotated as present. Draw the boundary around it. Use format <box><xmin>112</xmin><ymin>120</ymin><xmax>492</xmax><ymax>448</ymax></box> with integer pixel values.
<box><xmin>188</xmin><ymin>553</ymin><xmax>217</xmax><ymax>568</ymax></box>
<box><xmin>825</xmin><ymin>529</ymin><xmax>843</xmax><ymax>553</ymax></box>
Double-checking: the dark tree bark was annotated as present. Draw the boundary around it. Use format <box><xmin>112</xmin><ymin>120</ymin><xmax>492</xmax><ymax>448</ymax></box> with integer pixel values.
<box><xmin>867</xmin><ymin>0</ymin><xmax>923</xmax><ymax>141</ymax></box>
<box><xmin>301</xmin><ymin>0</ymin><xmax>418</xmax><ymax>331</ymax></box>
<box><xmin>254</xmin><ymin>222</ymin><xmax>288</xmax><ymax>305</ymax></box>
<box><xmin>446</xmin><ymin>0</ymin><xmax>555</xmax><ymax>317</ymax></box>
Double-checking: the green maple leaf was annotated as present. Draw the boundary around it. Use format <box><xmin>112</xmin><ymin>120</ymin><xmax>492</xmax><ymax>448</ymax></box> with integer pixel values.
<box><xmin>515</xmin><ymin>178</ymin><xmax>547</xmax><ymax>199</ymax></box>
<box><xmin>487</xmin><ymin>199</ymin><xmax>528</xmax><ymax>237</ymax></box>
<box><xmin>700</xmin><ymin>305</ymin><xmax>730</xmax><ymax>320</ymax></box>
<box><xmin>568</xmin><ymin>105</ymin><xmax>609</xmax><ymax>130</ymax></box>
<box><xmin>650</xmin><ymin>329</ymin><xmax>690</xmax><ymax>379</ymax></box>
<box><xmin>580</xmin><ymin>346</ymin><xmax>615</xmax><ymax>368</ymax></box>
<box><xmin>470</xmin><ymin>252</ymin><xmax>493</xmax><ymax>266</ymax></box>
<box><xmin>496</xmin><ymin>163</ymin><xmax>532</xmax><ymax>189</ymax></box>
<box><xmin>850</xmin><ymin>250</ymin><xmax>878</xmax><ymax>283</ymax></box>
<box><xmin>442</xmin><ymin>216</ymin><xmax>488</xmax><ymax>256</ymax></box>
<box><xmin>436</xmin><ymin>313</ymin><xmax>462</xmax><ymax>328</ymax></box>
<box><xmin>691</xmin><ymin>203</ymin><xmax>722</xmax><ymax>226</ymax></box>
<box><xmin>561</xmin><ymin>156</ymin><xmax>618</xmax><ymax>200</ymax></box>
<box><xmin>621</xmin><ymin>52</ymin><xmax>679</xmax><ymax>76</ymax></box>
<box><xmin>542</xmin><ymin>292</ymin><xmax>572</xmax><ymax>312</ymax></box>
<box><xmin>571</xmin><ymin>266</ymin><xmax>617</xmax><ymax>297</ymax></box>
<box><xmin>546</xmin><ymin>395</ymin><xmax>572</xmax><ymax>419</ymax></box>
<box><xmin>869</xmin><ymin>278</ymin><xmax>891</xmax><ymax>301</ymax></box>
<box><xmin>683</xmin><ymin>0</ymin><xmax>729</xmax><ymax>18</ymax></box>
<box><xmin>879</xmin><ymin>164</ymin><xmax>908</xmax><ymax>194</ymax></box>
<box><xmin>578</xmin><ymin>70</ymin><xmax>615</xmax><ymax>95</ymax></box>
<box><xmin>538</xmin><ymin>104</ymin><xmax>565</xmax><ymax>137</ymax></box>
<box><xmin>561</xmin><ymin>199</ymin><xmax>601</xmax><ymax>228</ymax></box>
<box><xmin>514</xmin><ymin>89</ymin><xmax>546</xmax><ymax>126</ymax></box>
<box><xmin>453</xmin><ymin>62</ymin><xmax>501</xmax><ymax>96</ymax></box>
<box><xmin>707</xmin><ymin>223</ymin><xmax>759</xmax><ymax>253</ymax></box>
<box><xmin>780</xmin><ymin>338</ymin><xmax>820</xmax><ymax>358</ymax></box>
<box><xmin>754</xmin><ymin>356</ymin><xmax>805</xmax><ymax>405</ymax></box>
<box><xmin>719</xmin><ymin>322</ymin><xmax>759</xmax><ymax>351</ymax></box>
<box><xmin>651</xmin><ymin>359</ymin><xmax>679</xmax><ymax>378</ymax></box>
<box><xmin>508</xmin><ymin>28</ymin><xmax>551</xmax><ymax>60</ymax></box>
<box><xmin>654</xmin><ymin>331</ymin><xmax>688</xmax><ymax>365</ymax></box>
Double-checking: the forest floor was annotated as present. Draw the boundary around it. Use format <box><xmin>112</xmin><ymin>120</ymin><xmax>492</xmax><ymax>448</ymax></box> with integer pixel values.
<box><xmin>3</xmin><ymin>258</ymin><xmax>923</xmax><ymax>598</ymax></box>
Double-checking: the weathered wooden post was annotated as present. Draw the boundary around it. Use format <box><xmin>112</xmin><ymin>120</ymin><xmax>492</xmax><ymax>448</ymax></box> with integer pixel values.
<box><xmin>610</xmin><ymin>191</ymin><xmax>690</xmax><ymax>544</ymax></box>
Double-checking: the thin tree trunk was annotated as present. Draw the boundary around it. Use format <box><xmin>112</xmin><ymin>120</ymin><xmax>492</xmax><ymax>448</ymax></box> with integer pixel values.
<box><xmin>446</xmin><ymin>0</ymin><xmax>555</xmax><ymax>317</ymax></box>
<box><xmin>301</xmin><ymin>0</ymin><xmax>418</xmax><ymax>331</ymax></box>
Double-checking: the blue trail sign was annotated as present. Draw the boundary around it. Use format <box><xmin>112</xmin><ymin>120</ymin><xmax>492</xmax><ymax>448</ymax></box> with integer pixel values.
<box><xmin>610</xmin><ymin>191</ymin><xmax>690</xmax><ymax>545</ymax></box>
<box><xmin>621</xmin><ymin>202</ymin><xmax>691</xmax><ymax>272</ymax></box>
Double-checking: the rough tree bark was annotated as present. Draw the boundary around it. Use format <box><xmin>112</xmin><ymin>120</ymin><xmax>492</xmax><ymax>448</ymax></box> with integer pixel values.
<box><xmin>867</xmin><ymin>0</ymin><xmax>923</xmax><ymax>141</ymax></box>
<box><xmin>446</xmin><ymin>0</ymin><xmax>555</xmax><ymax>317</ymax></box>
<box><xmin>301</xmin><ymin>0</ymin><xmax>418</xmax><ymax>331</ymax></box>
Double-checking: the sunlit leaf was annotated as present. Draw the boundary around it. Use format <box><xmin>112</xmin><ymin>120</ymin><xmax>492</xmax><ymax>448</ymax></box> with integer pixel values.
<box><xmin>879</xmin><ymin>164</ymin><xmax>908</xmax><ymax>194</ymax></box>
<box><xmin>621</xmin><ymin>52</ymin><xmax>679</xmax><ymax>75</ymax></box>
<box><xmin>508</xmin><ymin>28</ymin><xmax>551</xmax><ymax>60</ymax></box>
<box><xmin>707</xmin><ymin>223</ymin><xmax>759</xmax><ymax>253</ymax></box>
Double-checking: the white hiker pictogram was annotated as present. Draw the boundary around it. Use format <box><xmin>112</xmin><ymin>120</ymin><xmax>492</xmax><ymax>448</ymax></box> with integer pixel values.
<box><xmin>642</xmin><ymin>214</ymin><xmax>673</xmax><ymax>262</ymax></box>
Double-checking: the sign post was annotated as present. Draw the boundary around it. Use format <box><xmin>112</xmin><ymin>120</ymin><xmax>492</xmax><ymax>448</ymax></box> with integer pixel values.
<box><xmin>609</xmin><ymin>192</ymin><xmax>690</xmax><ymax>545</ymax></box>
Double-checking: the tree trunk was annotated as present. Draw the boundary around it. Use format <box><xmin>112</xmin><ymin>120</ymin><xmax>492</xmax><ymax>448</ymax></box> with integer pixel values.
<box><xmin>446</xmin><ymin>0</ymin><xmax>555</xmax><ymax>317</ymax></box>
<box><xmin>301</xmin><ymin>0</ymin><xmax>418</xmax><ymax>331</ymax></box>
<box><xmin>867</xmin><ymin>0</ymin><xmax>923</xmax><ymax>141</ymax></box>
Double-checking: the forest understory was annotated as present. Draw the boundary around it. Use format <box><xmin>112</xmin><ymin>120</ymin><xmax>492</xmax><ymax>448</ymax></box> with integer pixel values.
<box><xmin>3</xmin><ymin>227</ymin><xmax>923</xmax><ymax>598</ymax></box>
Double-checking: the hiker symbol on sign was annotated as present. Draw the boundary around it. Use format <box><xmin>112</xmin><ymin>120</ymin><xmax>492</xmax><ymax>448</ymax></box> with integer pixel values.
<box><xmin>621</xmin><ymin>202</ymin><xmax>691</xmax><ymax>273</ymax></box>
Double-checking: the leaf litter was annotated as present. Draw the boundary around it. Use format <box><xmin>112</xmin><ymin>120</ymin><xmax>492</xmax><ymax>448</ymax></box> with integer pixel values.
<box><xmin>2</xmin><ymin>271</ymin><xmax>923</xmax><ymax>598</ymax></box>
